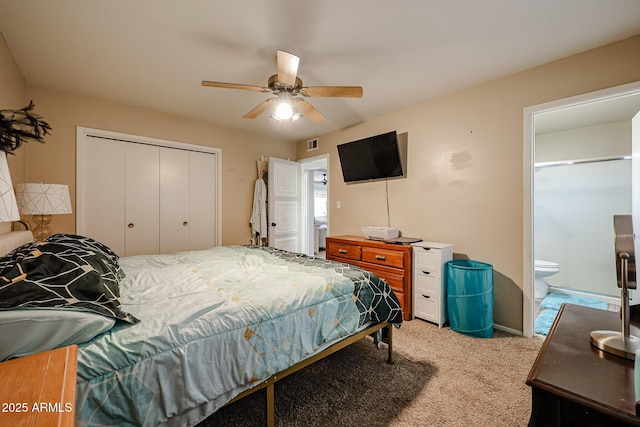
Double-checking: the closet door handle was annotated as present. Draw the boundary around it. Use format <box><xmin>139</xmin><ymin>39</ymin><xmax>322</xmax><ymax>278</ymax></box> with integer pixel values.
<box><xmin>183</xmin><ymin>221</ymin><xmax>189</xmax><ymax>227</ymax></box>
<box><xmin>128</xmin><ymin>223</ymin><xmax>134</xmax><ymax>228</ymax></box>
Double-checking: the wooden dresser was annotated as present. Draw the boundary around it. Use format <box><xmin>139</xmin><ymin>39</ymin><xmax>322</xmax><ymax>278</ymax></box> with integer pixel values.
<box><xmin>527</xmin><ymin>304</ymin><xmax>640</xmax><ymax>426</ymax></box>
<box><xmin>326</xmin><ymin>235</ymin><xmax>412</xmax><ymax>320</ymax></box>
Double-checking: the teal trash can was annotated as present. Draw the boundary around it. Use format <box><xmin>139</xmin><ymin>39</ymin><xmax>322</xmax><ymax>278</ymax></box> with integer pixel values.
<box><xmin>447</xmin><ymin>260</ymin><xmax>494</xmax><ymax>338</ymax></box>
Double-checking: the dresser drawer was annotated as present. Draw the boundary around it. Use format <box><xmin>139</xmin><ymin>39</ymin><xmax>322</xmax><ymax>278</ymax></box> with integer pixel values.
<box><xmin>414</xmin><ymin>271</ymin><xmax>440</xmax><ymax>297</ymax></box>
<box><xmin>414</xmin><ymin>295</ymin><xmax>440</xmax><ymax>322</ymax></box>
<box><xmin>362</xmin><ymin>247</ymin><xmax>404</xmax><ymax>269</ymax></box>
<box><xmin>414</xmin><ymin>247</ymin><xmax>442</xmax><ymax>270</ymax></box>
<box><xmin>327</xmin><ymin>242</ymin><xmax>362</xmax><ymax>261</ymax></box>
<box><xmin>370</xmin><ymin>269</ymin><xmax>404</xmax><ymax>293</ymax></box>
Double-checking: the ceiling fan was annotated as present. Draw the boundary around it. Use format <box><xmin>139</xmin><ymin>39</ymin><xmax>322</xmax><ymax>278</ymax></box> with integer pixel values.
<box><xmin>201</xmin><ymin>50</ymin><xmax>363</xmax><ymax>123</ymax></box>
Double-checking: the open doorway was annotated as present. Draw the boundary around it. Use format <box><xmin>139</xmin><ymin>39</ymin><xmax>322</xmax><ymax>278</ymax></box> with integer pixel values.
<box><xmin>300</xmin><ymin>154</ymin><xmax>329</xmax><ymax>257</ymax></box>
<box><xmin>523</xmin><ymin>81</ymin><xmax>640</xmax><ymax>337</ymax></box>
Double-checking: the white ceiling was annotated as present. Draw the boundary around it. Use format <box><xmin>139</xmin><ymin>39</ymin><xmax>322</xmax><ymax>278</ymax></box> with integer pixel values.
<box><xmin>535</xmin><ymin>91</ymin><xmax>640</xmax><ymax>135</ymax></box>
<box><xmin>1</xmin><ymin>0</ymin><xmax>639</xmax><ymax>142</ymax></box>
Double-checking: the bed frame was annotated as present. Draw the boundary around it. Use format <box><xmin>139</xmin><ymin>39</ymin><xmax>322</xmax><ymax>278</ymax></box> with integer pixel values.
<box><xmin>224</xmin><ymin>321</ymin><xmax>393</xmax><ymax>427</ymax></box>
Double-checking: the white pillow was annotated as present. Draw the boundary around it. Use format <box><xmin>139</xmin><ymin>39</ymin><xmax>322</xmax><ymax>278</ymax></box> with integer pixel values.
<box><xmin>0</xmin><ymin>309</ymin><xmax>115</xmax><ymax>361</ymax></box>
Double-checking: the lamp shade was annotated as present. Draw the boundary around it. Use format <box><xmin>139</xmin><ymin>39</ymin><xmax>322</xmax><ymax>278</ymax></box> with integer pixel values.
<box><xmin>15</xmin><ymin>183</ymin><xmax>72</xmax><ymax>215</ymax></box>
<box><xmin>0</xmin><ymin>152</ymin><xmax>20</xmax><ymax>222</ymax></box>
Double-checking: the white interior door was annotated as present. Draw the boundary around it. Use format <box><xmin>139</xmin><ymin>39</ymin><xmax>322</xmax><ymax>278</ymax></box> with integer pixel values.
<box><xmin>268</xmin><ymin>157</ymin><xmax>302</xmax><ymax>252</ymax></box>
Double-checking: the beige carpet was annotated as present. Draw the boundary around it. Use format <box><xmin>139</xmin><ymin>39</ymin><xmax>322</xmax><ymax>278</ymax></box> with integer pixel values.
<box><xmin>198</xmin><ymin>319</ymin><xmax>544</xmax><ymax>427</ymax></box>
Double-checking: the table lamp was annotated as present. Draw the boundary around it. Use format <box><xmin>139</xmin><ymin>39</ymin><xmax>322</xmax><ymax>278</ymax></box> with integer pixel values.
<box><xmin>15</xmin><ymin>183</ymin><xmax>72</xmax><ymax>240</ymax></box>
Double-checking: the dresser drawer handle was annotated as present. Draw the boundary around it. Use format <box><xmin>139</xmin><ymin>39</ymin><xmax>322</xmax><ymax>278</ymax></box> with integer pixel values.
<box><xmin>422</xmin><ymin>271</ymin><xmax>431</xmax><ymax>275</ymax></box>
<box><xmin>422</xmin><ymin>247</ymin><xmax>432</xmax><ymax>251</ymax></box>
<box><xmin>375</xmin><ymin>255</ymin><xmax>386</xmax><ymax>261</ymax></box>
<box><xmin>422</xmin><ymin>294</ymin><xmax>431</xmax><ymax>299</ymax></box>
<box><xmin>338</xmin><ymin>249</ymin><xmax>348</xmax><ymax>254</ymax></box>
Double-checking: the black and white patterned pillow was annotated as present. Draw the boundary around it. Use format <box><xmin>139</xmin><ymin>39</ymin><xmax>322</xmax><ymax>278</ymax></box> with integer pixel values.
<box><xmin>0</xmin><ymin>234</ymin><xmax>138</xmax><ymax>324</ymax></box>
<box><xmin>45</xmin><ymin>234</ymin><xmax>124</xmax><ymax>279</ymax></box>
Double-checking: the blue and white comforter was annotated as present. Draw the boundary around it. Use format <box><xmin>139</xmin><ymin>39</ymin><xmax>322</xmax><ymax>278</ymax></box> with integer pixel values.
<box><xmin>75</xmin><ymin>245</ymin><xmax>402</xmax><ymax>426</ymax></box>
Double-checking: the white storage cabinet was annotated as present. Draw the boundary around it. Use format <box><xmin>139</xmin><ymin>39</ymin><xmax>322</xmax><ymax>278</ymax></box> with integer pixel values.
<box><xmin>412</xmin><ymin>242</ymin><xmax>453</xmax><ymax>328</ymax></box>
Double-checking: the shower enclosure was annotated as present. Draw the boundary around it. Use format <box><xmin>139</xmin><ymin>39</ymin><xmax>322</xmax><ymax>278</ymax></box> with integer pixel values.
<box><xmin>534</xmin><ymin>156</ymin><xmax>631</xmax><ymax>299</ymax></box>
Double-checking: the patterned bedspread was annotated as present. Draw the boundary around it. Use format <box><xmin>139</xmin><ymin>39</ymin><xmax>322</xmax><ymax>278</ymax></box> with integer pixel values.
<box><xmin>75</xmin><ymin>245</ymin><xmax>402</xmax><ymax>426</ymax></box>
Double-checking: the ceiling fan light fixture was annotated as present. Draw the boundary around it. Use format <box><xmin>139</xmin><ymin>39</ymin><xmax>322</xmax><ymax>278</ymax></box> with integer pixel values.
<box><xmin>202</xmin><ymin>49</ymin><xmax>360</xmax><ymax>123</ymax></box>
<box><xmin>275</xmin><ymin>99</ymin><xmax>293</xmax><ymax>119</ymax></box>
<box><xmin>270</xmin><ymin>98</ymin><xmax>302</xmax><ymax>122</ymax></box>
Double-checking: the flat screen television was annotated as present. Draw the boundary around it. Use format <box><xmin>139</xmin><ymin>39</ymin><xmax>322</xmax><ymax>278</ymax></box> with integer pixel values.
<box><xmin>337</xmin><ymin>131</ymin><xmax>405</xmax><ymax>183</ymax></box>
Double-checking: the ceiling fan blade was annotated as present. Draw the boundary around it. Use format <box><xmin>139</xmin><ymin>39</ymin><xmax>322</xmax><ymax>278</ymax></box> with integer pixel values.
<box><xmin>201</xmin><ymin>81</ymin><xmax>268</xmax><ymax>92</ymax></box>
<box><xmin>303</xmin><ymin>86</ymin><xmax>363</xmax><ymax>98</ymax></box>
<box><xmin>243</xmin><ymin>98</ymin><xmax>277</xmax><ymax>119</ymax></box>
<box><xmin>277</xmin><ymin>50</ymin><xmax>300</xmax><ymax>87</ymax></box>
<box><xmin>294</xmin><ymin>98</ymin><xmax>326</xmax><ymax>123</ymax></box>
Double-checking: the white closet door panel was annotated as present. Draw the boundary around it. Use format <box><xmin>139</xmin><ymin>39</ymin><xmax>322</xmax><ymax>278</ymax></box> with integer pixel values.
<box><xmin>125</xmin><ymin>143</ymin><xmax>160</xmax><ymax>256</ymax></box>
<box><xmin>77</xmin><ymin>127</ymin><xmax>221</xmax><ymax>255</ymax></box>
<box><xmin>189</xmin><ymin>151</ymin><xmax>217</xmax><ymax>250</ymax></box>
<box><xmin>80</xmin><ymin>137</ymin><xmax>126</xmax><ymax>255</ymax></box>
<box><xmin>160</xmin><ymin>148</ymin><xmax>190</xmax><ymax>253</ymax></box>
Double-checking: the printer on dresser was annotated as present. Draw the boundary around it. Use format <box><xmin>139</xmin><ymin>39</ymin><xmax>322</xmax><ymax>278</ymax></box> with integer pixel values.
<box><xmin>412</xmin><ymin>242</ymin><xmax>453</xmax><ymax>328</ymax></box>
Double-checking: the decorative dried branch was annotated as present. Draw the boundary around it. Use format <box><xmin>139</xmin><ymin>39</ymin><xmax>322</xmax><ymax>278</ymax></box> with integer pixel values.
<box><xmin>0</xmin><ymin>101</ymin><xmax>51</xmax><ymax>154</ymax></box>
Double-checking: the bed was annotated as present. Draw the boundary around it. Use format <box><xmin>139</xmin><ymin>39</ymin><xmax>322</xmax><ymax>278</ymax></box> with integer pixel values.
<box><xmin>0</xmin><ymin>230</ymin><xmax>403</xmax><ymax>426</ymax></box>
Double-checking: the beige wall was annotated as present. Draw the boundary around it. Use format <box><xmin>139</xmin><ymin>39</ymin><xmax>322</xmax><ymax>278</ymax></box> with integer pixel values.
<box><xmin>21</xmin><ymin>85</ymin><xmax>296</xmax><ymax>245</ymax></box>
<box><xmin>0</xmin><ymin>32</ymin><xmax>25</xmax><ymax>110</ymax></box>
<box><xmin>297</xmin><ymin>35</ymin><xmax>640</xmax><ymax>332</ymax></box>
<box><xmin>0</xmin><ymin>32</ymin><xmax>26</xmax><ymax>233</ymax></box>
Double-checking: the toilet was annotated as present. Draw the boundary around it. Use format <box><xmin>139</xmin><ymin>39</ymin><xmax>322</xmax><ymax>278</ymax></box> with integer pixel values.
<box><xmin>534</xmin><ymin>260</ymin><xmax>560</xmax><ymax>299</ymax></box>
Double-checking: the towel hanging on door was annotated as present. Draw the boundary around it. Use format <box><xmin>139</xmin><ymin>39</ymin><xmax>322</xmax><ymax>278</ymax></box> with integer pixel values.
<box><xmin>250</xmin><ymin>177</ymin><xmax>267</xmax><ymax>245</ymax></box>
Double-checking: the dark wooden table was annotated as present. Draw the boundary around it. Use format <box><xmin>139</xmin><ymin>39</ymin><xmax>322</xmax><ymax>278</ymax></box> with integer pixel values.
<box><xmin>527</xmin><ymin>303</ymin><xmax>640</xmax><ymax>426</ymax></box>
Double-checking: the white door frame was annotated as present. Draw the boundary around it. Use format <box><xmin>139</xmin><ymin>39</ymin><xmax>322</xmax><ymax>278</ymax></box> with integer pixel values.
<box><xmin>299</xmin><ymin>154</ymin><xmax>329</xmax><ymax>256</ymax></box>
<box><xmin>522</xmin><ymin>81</ymin><xmax>640</xmax><ymax>337</ymax></box>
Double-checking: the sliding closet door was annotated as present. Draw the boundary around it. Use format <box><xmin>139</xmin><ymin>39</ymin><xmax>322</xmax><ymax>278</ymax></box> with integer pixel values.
<box><xmin>77</xmin><ymin>138</ymin><xmax>160</xmax><ymax>256</ymax></box>
<box><xmin>189</xmin><ymin>151</ymin><xmax>217</xmax><ymax>250</ymax></box>
<box><xmin>126</xmin><ymin>143</ymin><xmax>160</xmax><ymax>256</ymax></box>
<box><xmin>159</xmin><ymin>148</ymin><xmax>189</xmax><ymax>253</ymax></box>
<box><xmin>160</xmin><ymin>148</ymin><xmax>217</xmax><ymax>253</ymax></box>
<box><xmin>77</xmin><ymin>127</ymin><xmax>221</xmax><ymax>255</ymax></box>
<box><xmin>78</xmin><ymin>137</ymin><xmax>126</xmax><ymax>255</ymax></box>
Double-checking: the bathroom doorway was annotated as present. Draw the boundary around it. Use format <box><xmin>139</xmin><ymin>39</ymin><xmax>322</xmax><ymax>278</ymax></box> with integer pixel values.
<box><xmin>300</xmin><ymin>154</ymin><xmax>329</xmax><ymax>257</ymax></box>
<box><xmin>523</xmin><ymin>81</ymin><xmax>640</xmax><ymax>337</ymax></box>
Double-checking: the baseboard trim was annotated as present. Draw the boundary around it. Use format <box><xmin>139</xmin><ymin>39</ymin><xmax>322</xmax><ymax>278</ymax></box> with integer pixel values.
<box><xmin>493</xmin><ymin>323</ymin><xmax>523</xmax><ymax>336</ymax></box>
